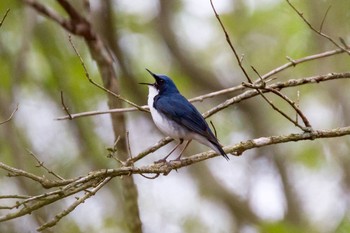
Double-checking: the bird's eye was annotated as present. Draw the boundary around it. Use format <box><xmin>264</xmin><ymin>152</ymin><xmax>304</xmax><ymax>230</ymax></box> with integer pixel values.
<box><xmin>159</xmin><ymin>79</ymin><xmax>164</xmax><ymax>84</ymax></box>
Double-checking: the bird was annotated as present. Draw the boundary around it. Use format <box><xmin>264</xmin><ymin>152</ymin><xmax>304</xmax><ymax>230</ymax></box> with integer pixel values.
<box><xmin>140</xmin><ymin>69</ymin><xmax>228</xmax><ymax>162</ymax></box>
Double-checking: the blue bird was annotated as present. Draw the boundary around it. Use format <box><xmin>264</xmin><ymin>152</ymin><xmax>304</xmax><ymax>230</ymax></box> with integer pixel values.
<box><xmin>140</xmin><ymin>69</ymin><xmax>229</xmax><ymax>161</ymax></box>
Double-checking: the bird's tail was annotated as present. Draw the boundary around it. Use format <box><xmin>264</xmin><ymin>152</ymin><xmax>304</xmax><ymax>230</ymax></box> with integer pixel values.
<box><xmin>211</xmin><ymin>140</ymin><xmax>229</xmax><ymax>160</ymax></box>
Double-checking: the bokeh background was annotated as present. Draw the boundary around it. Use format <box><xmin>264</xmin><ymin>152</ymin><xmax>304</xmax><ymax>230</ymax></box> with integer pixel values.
<box><xmin>0</xmin><ymin>0</ymin><xmax>350</xmax><ymax>232</ymax></box>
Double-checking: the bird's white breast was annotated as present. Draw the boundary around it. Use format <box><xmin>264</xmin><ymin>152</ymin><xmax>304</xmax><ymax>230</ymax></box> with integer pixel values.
<box><xmin>147</xmin><ymin>86</ymin><xmax>190</xmax><ymax>139</ymax></box>
<box><xmin>146</xmin><ymin>85</ymin><xmax>221</xmax><ymax>154</ymax></box>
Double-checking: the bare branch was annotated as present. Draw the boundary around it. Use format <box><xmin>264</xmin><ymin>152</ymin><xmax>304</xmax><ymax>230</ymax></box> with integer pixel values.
<box><xmin>339</xmin><ymin>37</ymin><xmax>349</xmax><ymax>50</ymax></box>
<box><xmin>249</xmin><ymin>66</ymin><xmax>311</xmax><ymax>131</ymax></box>
<box><xmin>125</xmin><ymin>131</ymin><xmax>133</xmax><ymax>161</ymax></box>
<box><xmin>243</xmin><ymin>81</ymin><xmax>307</xmax><ymax>131</ymax></box>
<box><xmin>263</xmin><ymin>87</ymin><xmax>311</xmax><ymax>129</ymax></box>
<box><xmin>55</xmin><ymin>0</ymin><xmax>83</xmax><ymax>22</ymax></box>
<box><xmin>295</xmin><ymin>90</ymin><xmax>300</xmax><ymax>124</ymax></box>
<box><xmin>190</xmin><ymin>48</ymin><xmax>345</xmax><ymax>103</ymax></box>
<box><xmin>0</xmin><ymin>104</ymin><xmax>18</xmax><ymax>125</ymax></box>
<box><xmin>0</xmin><ymin>162</ymin><xmax>48</xmax><ymax>185</ymax></box>
<box><xmin>319</xmin><ymin>4</ymin><xmax>332</xmax><ymax>32</ymax></box>
<box><xmin>285</xmin><ymin>0</ymin><xmax>350</xmax><ymax>55</ymax></box>
<box><xmin>23</xmin><ymin>0</ymin><xmax>95</xmax><ymax>39</ymax></box>
<box><xmin>209</xmin><ymin>0</ymin><xmax>252</xmax><ymax>83</ymax></box>
<box><xmin>57</xmin><ymin>68</ymin><xmax>349</xmax><ymax>121</ymax></box>
<box><xmin>0</xmin><ymin>8</ymin><xmax>10</xmax><ymax>29</ymax></box>
<box><xmin>251</xmin><ymin>66</ymin><xmax>311</xmax><ymax>130</ymax></box>
<box><xmin>68</xmin><ymin>34</ymin><xmax>149</xmax><ymax>113</ymax></box>
<box><xmin>37</xmin><ymin>177</ymin><xmax>112</xmax><ymax>231</ymax></box>
<box><xmin>128</xmin><ymin>137</ymin><xmax>173</xmax><ymax>163</ymax></box>
<box><xmin>56</xmin><ymin>106</ymin><xmax>148</xmax><ymax>120</ymax></box>
<box><xmin>2</xmin><ymin>126</ymin><xmax>350</xmax><ymax>180</ymax></box>
<box><xmin>0</xmin><ymin>178</ymin><xmax>96</xmax><ymax>222</ymax></box>
<box><xmin>0</xmin><ymin>195</ymin><xmax>31</xmax><ymax>199</ymax></box>
<box><xmin>27</xmin><ymin>149</ymin><xmax>64</xmax><ymax>180</ymax></box>
<box><xmin>60</xmin><ymin>91</ymin><xmax>72</xmax><ymax>120</ymax></box>
<box><xmin>204</xmin><ymin>72</ymin><xmax>350</xmax><ymax>118</ymax></box>
<box><xmin>1</xmin><ymin>124</ymin><xmax>350</xmax><ymax>224</ymax></box>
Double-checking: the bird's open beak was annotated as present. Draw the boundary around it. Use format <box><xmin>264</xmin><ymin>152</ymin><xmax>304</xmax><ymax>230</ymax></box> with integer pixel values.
<box><xmin>139</xmin><ymin>82</ymin><xmax>153</xmax><ymax>86</ymax></box>
<box><xmin>146</xmin><ymin>68</ymin><xmax>161</xmax><ymax>82</ymax></box>
<box><xmin>139</xmin><ymin>68</ymin><xmax>159</xmax><ymax>86</ymax></box>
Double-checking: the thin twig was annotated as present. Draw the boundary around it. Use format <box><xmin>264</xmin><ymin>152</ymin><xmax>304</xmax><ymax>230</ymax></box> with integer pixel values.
<box><xmin>339</xmin><ymin>37</ymin><xmax>349</xmax><ymax>50</ymax></box>
<box><xmin>0</xmin><ymin>104</ymin><xmax>18</xmax><ymax>125</ymax></box>
<box><xmin>0</xmin><ymin>161</ymin><xmax>74</xmax><ymax>189</ymax></box>
<box><xmin>248</xmin><ymin>66</ymin><xmax>310</xmax><ymax>131</ymax></box>
<box><xmin>67</xmin><ymin>34</ymin><xmax>149</xmax><ymax>113</ymax></box>
<box><xmin>210</xmin><ymin>0</ymin><xmax>252</xmax><ymax>83</ymax></box>
<box><xmin>107</xmin><ymin>135</ymin><xmax>124</xmax><ymax>164</ymax></box>
<box><xmin>264</xmin><ymin>87</ymin><xmax>312</xmax><ymax>129</ymax></box>
<box><xmin>0</xmin><ymin>178</ymin><xmax>96</xmax><ymax>222</ymax></box>
<box><xmin>252</xmin><ymin>66</ymin><xmax>312</xmax><ymax>129</ymax></box>
<box><xmin>204</xmin><ymin>72</ymin><xmax>350</xmax><ymax>119</ymax></box>
<box><xmin>0</xmin><ymin>8</ymin><xmax>10</xmax><ymax>28</ymax></box>
<box><xmin>60</xmin><ymin>91</ymin><xmax>72</xmax><ymax>120</ymax></box>
<box><xmin>295</xmin><ymin>90</ymin><xmax>300</xmax><ymax>124</ymax></box>
<box><xmin>285</xmin><ymin>0</ymin><xmax>350</xmax><ymax>55</ymax></box>
<box><xmin>37</xmin><ymin>177</ymin><xmax>112</xmax><ymax>231</ymax></box>
<box><xmin>0</xmin><ymin>195</ymin><xmax>31</xmax><ymax>199</ymax></box>
<box><xmin>191</xmin><ymin>48</ymin><xmax>345</xmax><ymax>103</ymax></box>
<box><xmin>57</xmin><ymin>72</ymin><xmax>350</xmax><ymax>160</ymax></box>
<box><xmin>319</xmin><ymin>5</ymin><xmax>332</xmax><ymax>32</ymax></box>
<box><xmin>128</xmin><ymin>137</ymin><xmax>173</xmax><ymax>163</ymax></box>
<box><xmin>59</xmin><ymin>72</ymin><xmax>350</xmax><ymax>156</ymax></box>
<box><xmin>125</xmin><ymin>131</ymin><xmax>133</xmax><ymax>161</ymax></box>
<box><xmin>1</xmin><ymin>125</ymin><xmax>350</xmax><ymax>223</ymax></box>
<box><xmin>24</xmin><ymin>0</ymin><xmax>95</xmax><ymax>39</ymax></box>
<box><xmin>56</xmin><ymin>48</ymin><xmax>346</xmax><ymax>121</ymax></box>
<box><xmin>243</xmin><ymin>82</ymin><xmax>306</xmax><ymax>131</ymax></box>
<box><xmin>27</xmin><ymin>149</ymin><xmax>65</xmax><ymax>180</ymax></box>
<box><xmin>56</xmin><ymin>106</ymin><xmax>148</xmax><ymax>120</ymax></box>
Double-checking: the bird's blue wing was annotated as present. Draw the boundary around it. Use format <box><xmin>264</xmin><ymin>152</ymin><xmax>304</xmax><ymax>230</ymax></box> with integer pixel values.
<box><xmin>154</xmin><ymin>93</ymin><xmax>217</xmax><ymax>141</ymax></box>
<box><xmin>154</xmin><ymin>93</ymin><xmax>229</xmax><ymax>160</ymax></box>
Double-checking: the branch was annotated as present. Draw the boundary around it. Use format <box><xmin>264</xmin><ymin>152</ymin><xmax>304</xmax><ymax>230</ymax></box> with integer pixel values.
<box><xmin>128</xmin><ymin>136</ymin><xmax>173</xmax><ymax>163</ymax></box>
<box><xmin>23</xmin><ymin>0</ymin><xmax>95</xmax><ymax>39</ymax></box>
<box><xmin>190</xmin><ymin>48</ymin><xmax>346</xmax><ymax>102</ymax></box>
<box><xmin>27</xmin><ymin>149</ymin><xmax>64</xmax><ymax>180</ymax></box>
<box><xmin>56</xmin><ymin>72</ymin><xmax>349</xmax><ymax>160</ymax></box>
<box><xmin>60</xmin><ymin>91</ymin><xmax>72</xmax><ymax>120</ymax></box>
<box><xmin>243</xmin><ymin>81</ymin><xmax>310</xmax><ymax>132</ymax></box>
<box><xmin>0</xmin><ymin>162</ymin><xmax>76</xmax><ymax>189</ymax></box>
<box><xmin>137</xmin><ymin>126</ymin><xmax>350</xmax><ymax>167</ymax></box>
<box><xmin>56</xmin><ymin>105</ymin><xmax>148</xmax><ymax>120</ymax></box>
<box><xmin>204</xmin><ymin>72</ymin><xmax>350</xmax><ymax>118</ymax></box>
<box><xmin>0</xmin><ymin>8</ymin><xmax>10</xmax><ymax>28</ymax></box>
<box><xmin>56</xmin><ymin>49</ymin><xmax>346</xmax><ymax>120</ymax></box>
<box><xmin>37</xmin><ymin>177</ymin><xmax>112</xmax><ymax>231</ymax></box>
<box><xmin>263</xmin><ymin>86</ymin><xmax>311</xmax><ymax>128</ymax></box>
<box><xmin>1</xmin><ymin>125</ymin><xmax>350</xmax><ymax>224</ymax></box>
<box><xmin>319</xmin><ymin>5</ymin><xmax>332</xmax><ymax>32</ymax></box>
<box><xmin>67</xmin><ymin>34</ymin><xmax>149</xmax><ymax>113</ymax></box>
<box><xmin>0</xmin><ymin>178</ymin><xmax>97</xmax><ymax>222</ymax></box>
<box><xmin>285</xmin><ymin>0</ymin><xmax>350</xmax><ymax>55</ymax></box>
<box><xmin>243</xmin><ymin>65</ymin><xmax>312</xmax><ymax>131</ymax></box>
<box><xmin>210</xmin><ymin>0</ymin><xmax>252</xmax><ymax>83</ymax></box>
<box><xmin>0</xmin><ymin>104</ymin><xmax>18</xmax><ymax>125</ymax></box>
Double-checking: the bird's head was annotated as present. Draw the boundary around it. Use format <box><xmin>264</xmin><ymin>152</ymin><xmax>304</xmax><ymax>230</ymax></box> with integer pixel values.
<box><xmin>140</xmin><ymin>69</ymin><xmax>179</xmax><ymax>95</ymax></box>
